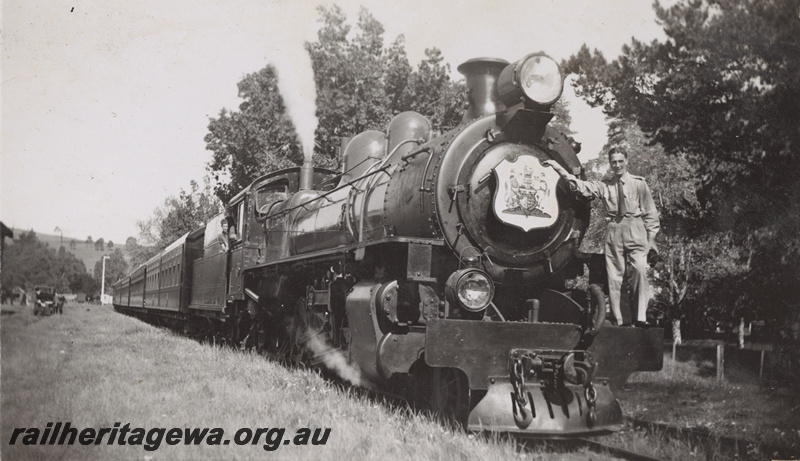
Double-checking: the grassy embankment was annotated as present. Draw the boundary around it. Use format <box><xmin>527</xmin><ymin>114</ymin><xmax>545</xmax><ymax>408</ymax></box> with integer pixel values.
<box><xmin>5</xmin><ymin>301</ymin><xmax>797</xmax><ymax>460</ymax></box>
<box><xmin>1</xmin><ymin>303</ymin><xmax>613</xmax><ymax>461</ymax></box>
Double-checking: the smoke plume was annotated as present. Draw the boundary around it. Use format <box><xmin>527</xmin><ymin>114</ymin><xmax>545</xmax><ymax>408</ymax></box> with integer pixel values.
<box><xmin>270</xmin><ymin>53</ymin><xmax>317</xmax><ymax>164</ymax></box>
<box><xmin>305</xmin><ymin>330</ymin><xmax>362</xmax><ymax>386</ymax></box>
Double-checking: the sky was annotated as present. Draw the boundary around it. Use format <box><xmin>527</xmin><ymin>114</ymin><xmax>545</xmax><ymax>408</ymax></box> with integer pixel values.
<box><xmin>1</xmin><ymin>0</ymin><xmax>666</xmax><ymax>244</ymax></box>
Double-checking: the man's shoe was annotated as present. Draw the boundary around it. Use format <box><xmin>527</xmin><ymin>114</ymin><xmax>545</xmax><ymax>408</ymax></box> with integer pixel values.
<box><xmin>634</xmin><ymin>321</ymin><xmax>652</xmax><ymax>328</ymax></box>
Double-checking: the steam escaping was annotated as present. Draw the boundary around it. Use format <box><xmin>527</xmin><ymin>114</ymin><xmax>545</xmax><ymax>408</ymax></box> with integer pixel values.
<box><xmin>305</xmin><ymin>330</ymin><xmax>362</xmax><ymax>386</ymax></box>
<box><xmin>270</xmin><ymin>53</ymin><xmax>318</xmax><ymax>164</ymax></box>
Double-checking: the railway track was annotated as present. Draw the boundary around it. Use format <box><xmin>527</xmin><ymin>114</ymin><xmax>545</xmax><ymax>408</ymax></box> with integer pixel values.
<box><xmin>518</xmin><ymin>415</ymin><xmax>790</xmax><ymax>460</ymax></box>
<box><xmin>626</xmin><ymin>416</ymin><xmax>792</xmax><ymax>460</ymax></box>
<box><xmin>574</xmin><ymin>437</ymin><xmax>668</xmax><ymax>461</ymax></box>
<box><xmin>518</xmin><ymin>436</ymin><xmax>669</xmax><ymax>461</ymax></box>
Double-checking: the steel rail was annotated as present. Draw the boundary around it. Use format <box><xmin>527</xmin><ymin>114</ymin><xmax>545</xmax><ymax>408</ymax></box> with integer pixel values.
<box><xmin>625</xmin><ymin>416</ymin><xmax>790</xmax><ymax>459</ymax></box>
<box><xmin>516</xmin><ymin>435</ymin><xmax>669</xmax><ymax>461</ymax></box>
<box><xmin>574</xmin><ymin>438</ymin><xmax>669</xmax><ymax>461</ymax></box>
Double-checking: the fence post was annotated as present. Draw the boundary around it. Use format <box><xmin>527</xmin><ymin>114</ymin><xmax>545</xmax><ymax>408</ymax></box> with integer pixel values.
<box><xmin>716</xmin><ymin>343</ymin><xmax>725</xmax><ymax>382</ymax></box>
<box><xmin>759</xmin><ymin>349</ymin><xmax>765</xmax><ymax>383</ymax></box>
<box><xmin>671</xmin><ymin>341</ymin><xmax>678</xmax><ymax>377</ymax></box>
<box><xmin>738</xmin><ymin>317</ymin><xmax>745</xmax><ymax>349</ymax></box>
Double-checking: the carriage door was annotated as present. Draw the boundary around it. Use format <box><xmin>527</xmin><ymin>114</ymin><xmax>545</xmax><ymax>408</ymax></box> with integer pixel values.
<box><xmin>227</xmin><ymin>200</ymin><xmax>246</xmax><ymax>302</ymax></box>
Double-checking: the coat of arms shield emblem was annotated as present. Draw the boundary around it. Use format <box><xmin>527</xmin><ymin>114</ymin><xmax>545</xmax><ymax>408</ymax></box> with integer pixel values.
<box><xmin>492</xmin><ymin>156</ymin><xmax>560</xmax><ymax>231</ymax></box>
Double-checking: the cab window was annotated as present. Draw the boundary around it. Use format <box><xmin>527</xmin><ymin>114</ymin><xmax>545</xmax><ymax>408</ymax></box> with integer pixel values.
<box><xmin>254</xmin><ymin>182</ymin><xmax>289</xmax><ymax>218</ymax></box>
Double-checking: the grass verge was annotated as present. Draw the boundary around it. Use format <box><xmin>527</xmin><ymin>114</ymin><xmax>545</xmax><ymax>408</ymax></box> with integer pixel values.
<box><xmin>2</xmin><ymin>303</ymin><xmax>621</xmax><ymax>460</ymax></box>
<box><xmin>617</xmin><ymin>350</ymin><xmax>800</xmax><ymax>457</ymax></box>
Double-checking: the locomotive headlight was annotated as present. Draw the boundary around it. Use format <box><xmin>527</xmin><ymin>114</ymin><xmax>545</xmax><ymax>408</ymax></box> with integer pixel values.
<box><xmin>445</xmin><ymin>269</ymin><xmax>495</xmax><ymax>312</ymax></box>
<box><xmin>497</xmin><ymin>53</ymin><xmax>564</xmax><ymax>108</ymax></box>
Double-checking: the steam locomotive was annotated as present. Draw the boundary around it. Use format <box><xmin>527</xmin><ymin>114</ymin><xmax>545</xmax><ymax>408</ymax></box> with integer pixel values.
<box><xmin>114</xmin><ymin>52</ymin><xmax>663</xmax><ymax>436</ymax></box>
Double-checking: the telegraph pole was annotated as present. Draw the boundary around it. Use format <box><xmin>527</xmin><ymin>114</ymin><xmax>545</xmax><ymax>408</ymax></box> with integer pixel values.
<box><xmin>100</xmin><ymin>255</ymin><xmax>110</xmax><ymax>304</ymax></box>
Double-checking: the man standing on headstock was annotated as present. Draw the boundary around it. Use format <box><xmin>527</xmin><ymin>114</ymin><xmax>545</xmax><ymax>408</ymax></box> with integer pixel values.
<box><xmin>545</xmin><ymin>146</ymin><xmax>660</xmax><ymax>327</ymax></box>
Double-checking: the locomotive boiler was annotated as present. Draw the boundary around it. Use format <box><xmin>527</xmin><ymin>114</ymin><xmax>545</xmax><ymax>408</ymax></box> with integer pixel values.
<box><xmin>114</xmin><ymin>52</ymin><xmax>663</xmax><ymax>436</ymax></box>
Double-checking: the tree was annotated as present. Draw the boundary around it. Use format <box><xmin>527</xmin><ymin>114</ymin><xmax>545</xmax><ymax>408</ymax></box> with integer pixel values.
<box><xmin>205</xmin><ymin>66</ymin><xmax>304</xmax><ymax>202</ymax></box>
<box><xmin>565</xmin><ymin>0</ymin><xmax>800</xmax><ymax>228</ymax></box>
<box><xmin>202</xmin><ymin>6</ymin><xmax>483</xmax><ymax>202</ymax></box>
<box><xmin>85</xmin><ymin>236</ymin><xmax>93</xmax><ymax>248</ymax></box>
<box><xmin>384</xmin><ymin>35</ymin><xmax>413</xmax><ymax>116</ymax></box>
<box><xmin>70</xmin><ymin>273</ymin><xmax>98</xmax><ymax>297</ymax></box>
<box><xmin>69</xmin><ymin>239</ymin><xmax>77</xmax><ymax>250</ymax></box>
<box><xmin>549</xmin><ymin>99</ymin><xmax>574</xmax><ymax>138</ymax></box>
<box><xmin>94</xmin><ymin>249</ymin><xmax>128</xmax><ymax>293</ymax></box>
<box><xmin>205</xmin><ymin>6</ymin><xmax>472</xmax><ymax>201</ymax></box>
<box><xmin>395</xmin><ymin>48</ymin><xmax>466</xmax><ymax>132</ymax></box>
<box><xmin>125</xmin><ymin>236</ymin><xmax>137</xmax><ymax>249</ymax></box>
<box><xmin>124</xmin><ymin>236</ymin><xmax>152</xmax><ymax>270</ymax></box>
<box><xmin>107</xmin><ymin>240</ymin><xmax>114</xmax><ymax>250</ymax></box>
<box><xmin>304</xmin><ymin>7</ymin><xmax>465</xmax><ymax>162</ymax></box>
<box><xmin>565</xmin><ymin>0</ymin><xmax>800</xmax><ymax>333</ymax></box>
<box><xmin>95</xmin><ymin>237</ymin><xmax>105</xmax><ymax>252</ymax></box>
<box><xmin>1</xmin><ymin>230</ymin><xmax>90</xmax><ymax>293</ymax></box>
<box><xmin>135</xmin><ymin>179</ymin><xmax>222</xmax><ymax>262</ymax></box>
<box><xmin>305</xmin><ymin>6</ymin><xmax>391</xmax><ymax>164</ymax></box>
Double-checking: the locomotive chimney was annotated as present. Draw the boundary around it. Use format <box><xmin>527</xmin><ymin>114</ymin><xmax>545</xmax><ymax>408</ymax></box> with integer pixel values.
<box><xmin>299</xmin><ymin>160</ymin><xmax>314</xmax><ymax>190</ymax></box>
<box><xmin>457</xmin><ymin>58</ymin><xmax>510</xmax><ymax>123</ymax></box>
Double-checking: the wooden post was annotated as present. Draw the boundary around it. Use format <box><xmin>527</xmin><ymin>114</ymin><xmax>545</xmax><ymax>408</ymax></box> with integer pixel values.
<box><xmin>759</xmin><ymin>350</ymin><xmax>765</xmax><ymax>383</ymax></box>
<box><xmin>671</xmin><ymin>341</ymin><xmax>677</xmax><ymax>377</ymax></box>
<box><xmin>716</xmin><ymin>343</ymin><xmax>725</xmax><ymax>382</ymax></box>
<box><xmin>738</xmin><ymin>317</ymin><xmax>745</xmax><ymax>349</ymax></box>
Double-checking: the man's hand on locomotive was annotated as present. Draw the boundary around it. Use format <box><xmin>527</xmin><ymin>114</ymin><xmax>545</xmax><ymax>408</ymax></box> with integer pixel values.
<box><xmin>545</xmin><ymin>159</ymin><xmax>660</xmax><ymax>264</ymax></box>
<box><xmin>542</xmin><ymin>160</ymin><xmax>568</xmax><ymax>178</ymax></box>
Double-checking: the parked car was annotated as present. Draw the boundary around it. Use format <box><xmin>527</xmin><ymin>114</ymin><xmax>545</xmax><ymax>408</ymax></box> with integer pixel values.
<box><xmin>33</xmin><ymin>286</ymin><xmax>63</xmax><ymax>315</ymax></box>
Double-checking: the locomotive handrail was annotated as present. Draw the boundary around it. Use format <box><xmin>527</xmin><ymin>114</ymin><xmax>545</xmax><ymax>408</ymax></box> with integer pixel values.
<box><xmin>260</xmin><ymin>165</ymin><xmax>393</xmax><ymax>221</ymax></box>
<box><xmin>344</xmin><ymin>186</ymin><xmax>358</xmax><ymax>241</ymax></box>
<box><xmin>401</xmin><ymin>145</ymin><xmax>430</xmax><ymax>162</ymax></box>
<box><xmin>262</xmin><ymin>139</ymin><xmax>423</xmax><ymax>225</ymax></box>
<box><xmin>311</xmin><ymin>138</ymin><xmax>423</xmax><ymax>192</ymax></box>
<box><xmin>314</xmin><ymin>154</ymin><xmax>379</xmax><ymax>191</ymax></box>
<box><xmin>419</xmin><ymin>147</ymin><xmax>436</xmax><ymax>211</ymax></box>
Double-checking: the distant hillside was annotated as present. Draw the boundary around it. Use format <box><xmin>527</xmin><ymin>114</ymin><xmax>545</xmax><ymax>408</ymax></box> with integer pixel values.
<box><xmin>10</xmin><ymin>230</ymin><xmax>121</xmax><ymax>276</ymax></box>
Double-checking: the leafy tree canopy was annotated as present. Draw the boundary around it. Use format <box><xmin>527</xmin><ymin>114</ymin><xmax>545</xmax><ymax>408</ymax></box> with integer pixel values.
<box><xmin>205</xmin><ymin>65</ymin><xmax>304</xmax><ymax>202</ymax></box>
<box><xmin>1</xmin><ymin>230</ymin><xmax>91</xmax><ymax>294</ymax></box>
<box><xmin>93</xmin><ymin>248</ymin><xmax>128</xmax><ymax>292</ymax></box>
<box><xmin>564</xmin><ymin>0</ymin><xmax>800</xmax><ymax>230</ymax></box>
<box><xmin>205</xmin><ymin>6</ymin><xmax>468</xmax><ymax>201</ymax></box>
<box><xmin>131</xmin><ymin>179</ymin><xmax>222</xmax><ymax>267</ymax></box>
<box><xmin>565</xmin><ymin>0</ymin><xmax>800</xmax><ymax>330</ymax></box>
